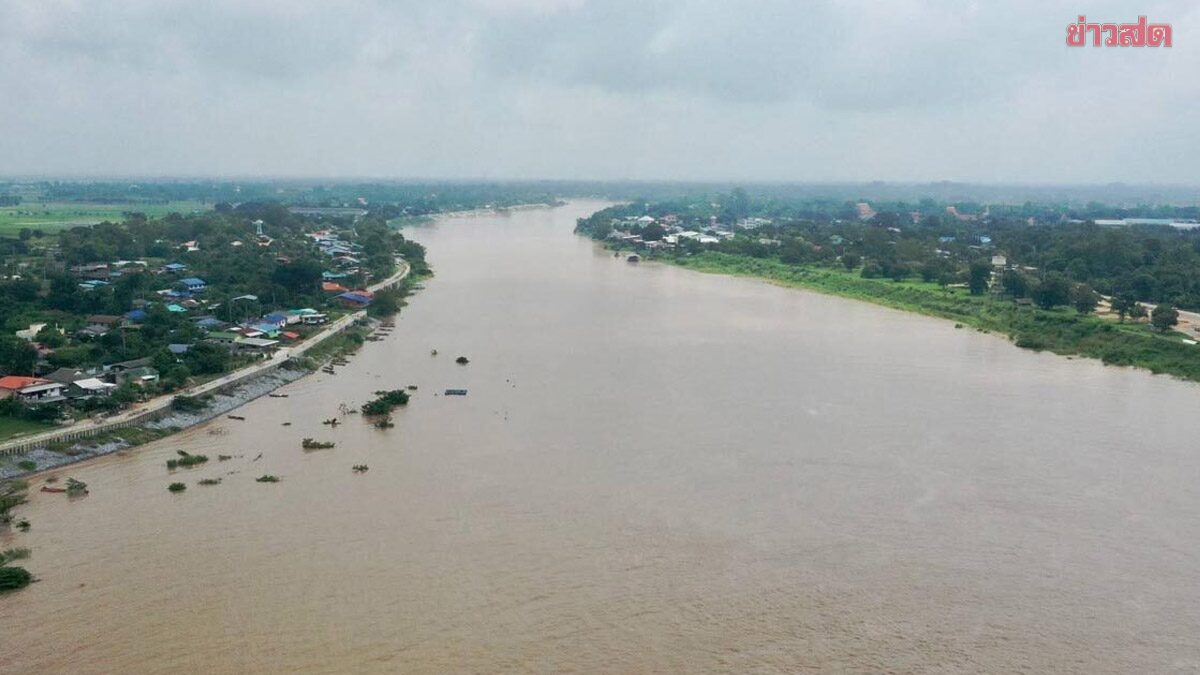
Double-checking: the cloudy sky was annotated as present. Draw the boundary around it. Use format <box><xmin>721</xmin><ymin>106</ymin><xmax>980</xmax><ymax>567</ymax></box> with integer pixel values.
<box><xmin>0</xmin><ymin>0</ymin><xmax>1196</xmax><ymax>182</ymax></box>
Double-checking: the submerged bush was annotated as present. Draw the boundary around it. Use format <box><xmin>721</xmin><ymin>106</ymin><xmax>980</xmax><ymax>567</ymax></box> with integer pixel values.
<box><xmin>167</xmin><ymin>482</ymin><xmax>186</xmax><ymax>492</ymax></box>
<box><xmin>361</xmin><ymin>389</ymin><xmax>410</xmax><ymax>416</ymax></box>
<box><xmin>0</xmin><ymin>566</ymin><xmax>33</xmax><ymax>591</ymax></box>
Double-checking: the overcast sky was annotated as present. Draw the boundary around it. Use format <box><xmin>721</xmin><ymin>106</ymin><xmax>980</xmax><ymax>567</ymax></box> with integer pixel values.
<box><xmin>0</xmin><ymin>0</ymin><xmax>1196</xmax><ymax>182</ymax></box>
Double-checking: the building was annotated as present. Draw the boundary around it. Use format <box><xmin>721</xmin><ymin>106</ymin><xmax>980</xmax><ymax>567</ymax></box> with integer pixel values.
<box><xmin>69</xmin><ymin>378</ymin><xmax>117</xmax><ymax>399</ymax></box>
<box><xmin>84</xmin><ymin>314</ymin><xmax>123</xmax><ymax>336</ymax></box>
<box><xmin>234</xmin><ymin>337</ymin><xmax>280</xmax><ymax>354</ymax></box>
<box><xmin>178</xmin><ymin>277</ymin><xmax>207</xmax><ymax>292</ymax></box>
<box><xmin>117</xmin><ymin>366</ymin><xmax>160</xmax><ymax>387</ymax></box>
<box><xmin>0</xmin><ymin>376</ymin><xmax>67</xmax><ymax>404</ymax></box>
<box><xmin>161</xmin><ymin>262</ymin><xmax>188</xmax><ymax>274</ymax></box>
<box><xmin>336</xmin><ymin>292</ymin><xmax>373</xmax><ymax>307</ymax></box>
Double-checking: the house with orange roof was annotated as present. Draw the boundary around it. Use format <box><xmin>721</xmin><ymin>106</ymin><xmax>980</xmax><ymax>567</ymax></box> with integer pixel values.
<box><xmin>0</xmin><ymin>376</ymin><xmax>67</xmax><ymax>404</ymax></box>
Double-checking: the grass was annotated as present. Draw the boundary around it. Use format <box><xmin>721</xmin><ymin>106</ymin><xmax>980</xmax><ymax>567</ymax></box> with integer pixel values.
<box><xmin>0</xmin><ymin>201</ymin><xmax>210</xmax><ymax>237</ymax></box>
<box><xmin>668</xmin><ymin>252</ymin><xmax>1200</xmax><ymax>382</ymax></box>
<box><xmin>0</xmin><ymin>417</ymin><xmax>53</xmax><ymax>443</ymax></box>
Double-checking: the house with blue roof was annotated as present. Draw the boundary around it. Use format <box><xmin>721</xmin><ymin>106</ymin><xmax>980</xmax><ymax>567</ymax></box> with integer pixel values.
<box><xmin>178</xmin><ymin>277</ymin><xmax>207</xmax><ymax>292</ymax></box>
<box><xmin>124</xmin><ymin>309</ymin><xmax>149</xmax><ymax>323</ymax></box>
<box><xmin>162</xmin><ymin>262</ymin><xmax>188</xmax><ymax>273</ymax></box>
<box><xmin>336</xmin><ymin>292</ymin><xmax>373</xmax><ymax>307</ymax></box>
<box><xmin>262</xmin><ymin>312</ymin><xmax>290</xmax><ymax>327</ymax></box>
<box><xmin>251</xmin><ymin>323</ymin><xmax>281</xmax><ymax>338</ymax></box>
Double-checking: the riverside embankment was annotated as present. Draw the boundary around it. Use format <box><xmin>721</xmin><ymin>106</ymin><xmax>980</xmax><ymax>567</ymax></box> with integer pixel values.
<box><xmin>0</xmin><ymin>261</ymin><xmax>410</xmax><ymax>471</ymax></box>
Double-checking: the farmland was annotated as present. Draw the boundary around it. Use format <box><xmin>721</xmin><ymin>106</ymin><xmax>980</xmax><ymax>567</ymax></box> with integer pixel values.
<box><xmin>0</xmin><ymin>201</ymin><xmax>210</xmax><ymax>237</ymax></box>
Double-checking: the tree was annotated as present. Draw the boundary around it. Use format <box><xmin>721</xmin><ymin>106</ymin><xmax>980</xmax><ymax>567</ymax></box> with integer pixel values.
<box><xmin>1001</xmin><ymin>270</ymin><xmax>1029</xmax><ymax>298</ymax></box>
<box><xmin>184</xmin><ymin>343</ymin><xmax>230</xmax><ymax>375</ymax></box>
<box><xmin>1070</xmin><ymin>283</ymin><xmax>1098</xmax><ymax>314</ymax></box>
<box><xmin>0</xmin><ymin>337</ymin><xmax>37</xmax><ymax>375</ymax></box>
<box><xmin>1110</xmin><ymin>292</ymin><xmax>1136</xmax><ymax>322</ymax></box>
<box><xmin>1151</xmin><ymin>304</ymin><xmax>1180</xmax><ymax>332</ymax></box>
<box><xmin>841</xmin><ymin>253</ymin><xmax>860</xmax><ymax>271</ymax></box>
<box><xmin>967</xmin><ymin>261</ymin><xmax>991</xmax><ymax>295</ymax></box>
<box><xmin>1130</xmin><ymin>301</ymin><xmax>1149</xmax><ymax>322</ymax></box>
<box><xmin>1030</xmin><ymin>273</ymin><xmax>1072</xmax><ymax>309</ymax></box>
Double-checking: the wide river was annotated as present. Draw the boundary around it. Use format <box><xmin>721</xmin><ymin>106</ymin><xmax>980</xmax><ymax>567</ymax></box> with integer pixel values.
<box><xmin>3</xmin><ymin>201</ymin><xmax>1200</xmax><ymax>673</ymax></box>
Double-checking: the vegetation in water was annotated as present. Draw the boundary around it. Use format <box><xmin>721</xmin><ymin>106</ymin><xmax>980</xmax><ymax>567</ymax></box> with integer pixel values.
<box><xmin>361</xmin><ymin>389</ymin><xmax>410</xmax><ymax>416</ymax></box>
<box><xmin>167</xmin><ymin>482</ymin><xmax>186</xmax><ymax>492</ymax></box>
<box><xmin>0</xmin><ymin>565</ymin><xmax>33</xmax><ymax>592</ymax></box>
<box><xmin>197</xmin><ymin>478</ymin><xmax>222</xmax><ymax>486</ymax></box>
<box><xmin>255</xmin><ymin>474</ymin><xmax>280</xmax><ymax>483</ymax></box>
<box><xmin>65</xmin><ymin>478</ymin><xmax>88</xmax><ymax>494</ymax></box>
<box><xmin>167</xmin><ymin>451</ymin><xmax>209</xmax><ymax>469</ymax></box>
<box><xmin>0</xmin><ymin>547</ymin><xmax>30</xmax><ymax>565</ymax></box>
<box><xmin>0</xmin><ymin>480</ymin><xmax>27</xmax><ymax>527</ymax></box>
<box><xmin>352</xmin><ymin>464</ymin><xmax>369</xmax><ymax>473</ymax></box>
<box><xmin>455</xmin><ymin>356</ymin><xmax>470</xmax><ymax>364</ymax></box>
<box><xmin>301</xmin><ymin>438</ymin><xmax>335</xmax><ymax>450</ymax></box>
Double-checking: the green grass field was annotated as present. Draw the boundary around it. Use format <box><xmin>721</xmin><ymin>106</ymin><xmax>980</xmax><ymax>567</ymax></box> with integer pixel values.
<box><xmin>0</xmin><ymin>201</ymin><xmax>210</xmax><ymax>237</ymax></box>
<box><xmin>0</xmin><ymin>416</ymin><xmax>52</xmax><ymax>443</ymax></box>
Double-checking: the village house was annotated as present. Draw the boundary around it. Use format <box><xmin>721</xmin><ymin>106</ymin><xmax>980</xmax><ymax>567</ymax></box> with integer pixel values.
<box><xmin>0</xmin><ymin>376</ymin><xmax>67</xmax><ymax>404</ymax></box>
<box><xmin>178</xmin><ymin>277</ymin><xmax>207</xmax><ymax>292</ymax></box>
<box><xmin>83</xmin><ymin>314</ymin><xmax>123</xmax><ymax>336</ymax></box>
<box><xmin>68</xmin><ymin>378</ymin><xmax>117</xmax><ymax>399</ymax></box>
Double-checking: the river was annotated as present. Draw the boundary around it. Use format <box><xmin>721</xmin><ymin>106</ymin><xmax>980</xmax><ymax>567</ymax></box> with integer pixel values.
<box><xmin>3</xmin><ymin>200</ymin><xmax>1200</xmax><ymax>673</ymax></box>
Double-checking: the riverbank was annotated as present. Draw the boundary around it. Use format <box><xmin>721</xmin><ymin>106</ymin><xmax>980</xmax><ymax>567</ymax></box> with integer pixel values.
<box><xmin>0</xmin><ymin>260</ymin><xmax>415</xmax><ymax>478</ymax></box>
<box><xmin>660</xmin><ymin>251</ymin><xmax>1200</xmax><ymax>382</ymax></box>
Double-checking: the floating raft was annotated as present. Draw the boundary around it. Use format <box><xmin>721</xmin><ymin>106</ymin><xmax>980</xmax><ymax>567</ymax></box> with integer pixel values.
<box><xmin>444</xmin><ymin>389</ymin><xmax>468</xmax><ymax>396</ymax></box>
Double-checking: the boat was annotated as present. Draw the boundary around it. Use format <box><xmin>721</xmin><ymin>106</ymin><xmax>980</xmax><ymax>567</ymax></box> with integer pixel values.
<box><xmin>227</xmin><ymin>415</ymin><xmax>246</xmax><ymax>421</ymax></box>
<box><xmin>444</xmin><ymin>389</ymin><xmax>468</xmax><ymax>396</ymax></box>
<box><xmin>268</xmin><ymin>394</ymin><xmax>289</xmax><ymax>398</ymax></box>
<box><xmin>627</xmin><ymin>254</ymin><xmax>641</xmax><ymax>263</ymax></box>
<box><xmin>40</xmin><ymin>486</ymin><xmax>67</xmax><ymax>493</ymax></box>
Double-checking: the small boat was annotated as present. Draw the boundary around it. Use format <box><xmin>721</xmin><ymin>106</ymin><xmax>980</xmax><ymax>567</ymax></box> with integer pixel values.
<box><xmin>41</xmin><ymin>486</ymin><xmax>67</xmax><ymax>493</ymax></box>
<box><xmin>227</xmin><ymin>415</ymin><xmax>246</xmax><ymax>421</ymax></box>
<box><xmin>444</xmin><ymin>389</ymin><xmax>468</xmax><ymax>396</ymax></box>
<box><xmin>627</xmin><ymin>254</ymin><xmax>641</xmax><ymax>263</ymax></box>
<box><xmin>268</xmin><ymin>394</ymin><xmax>289</xmax><ymax>398</ymax></box>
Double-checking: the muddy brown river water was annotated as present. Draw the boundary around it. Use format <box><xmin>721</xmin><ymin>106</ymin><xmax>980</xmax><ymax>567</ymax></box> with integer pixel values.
<box><xmin>3</xmin><ymin>201</ymin><xmax>1200</xmax><ymax>673</ymax></box>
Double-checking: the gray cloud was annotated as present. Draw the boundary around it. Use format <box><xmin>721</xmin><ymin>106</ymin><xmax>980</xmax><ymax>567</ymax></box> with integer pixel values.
<box><xmin>0</xmin><ymin>0</ymin><xmax>1197</xmax><ymax>182</ymax></box>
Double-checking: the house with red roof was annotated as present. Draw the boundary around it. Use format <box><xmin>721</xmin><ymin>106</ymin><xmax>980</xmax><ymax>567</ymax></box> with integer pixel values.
<box><xmin>0</xmin><ymin>376</ymin><xmax>67</xmax><ymax>404</ymax></box>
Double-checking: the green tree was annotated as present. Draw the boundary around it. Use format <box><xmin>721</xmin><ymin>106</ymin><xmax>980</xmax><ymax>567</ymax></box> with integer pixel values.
<box><xmin>1111</xmin><ymin>292</ymin><xmax>1136</xmax><ymax>322</ymax></box>
<box><xmin>1031</xmin><ymin>273</ymin><xmax>1072</xmax><ymax>309</ymax></box>
<box><xmin>0</xmin><ymin>337</ymin><xmax>37</xmax><ymax>375</ymax></box>
<box><xmin>967</xmin><ymin>261</ymin><xmax>991</xmax><ymax>295</ymax></box>
<box><xmin>1070</xmin><ymin>283</ymin><xmax>1098</xmax><ymax>314</ymax></box>
<box><xmin>1151</xmin><ymin>304</ymin><xmax>1180</xmax><ymax>332</ymax></box>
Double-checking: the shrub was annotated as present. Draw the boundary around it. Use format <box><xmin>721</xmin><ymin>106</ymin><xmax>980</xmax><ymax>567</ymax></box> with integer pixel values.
<box><xmin>0</xmin><ymin>566</ymin><xmax>33</xmax><ymax>591</ymax></box>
